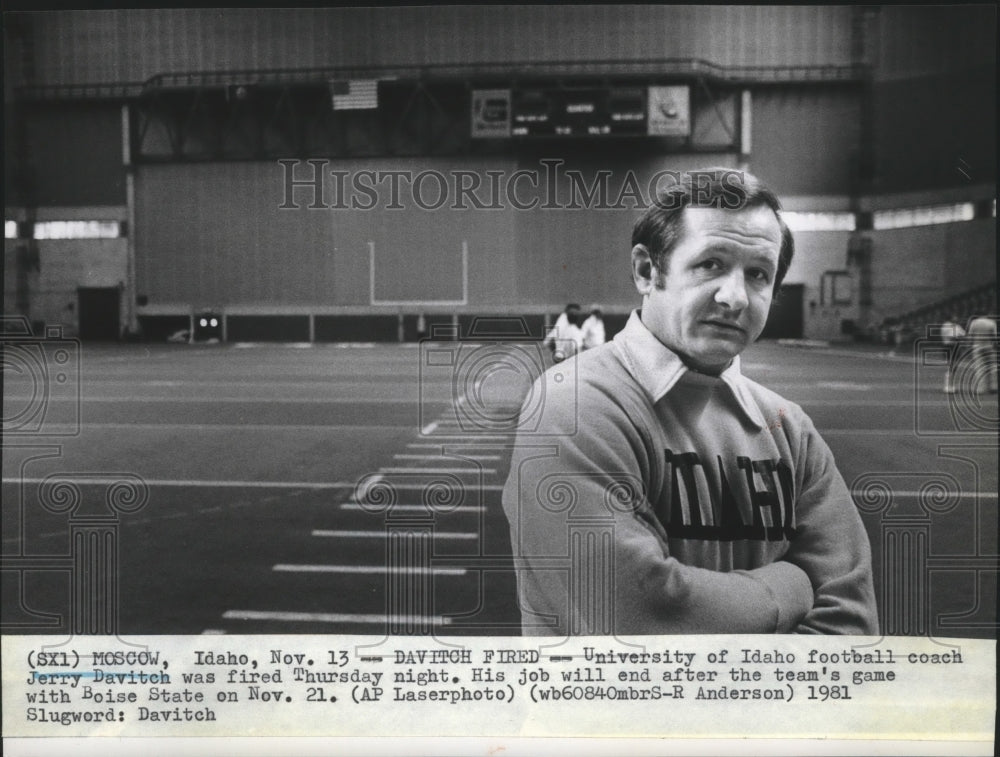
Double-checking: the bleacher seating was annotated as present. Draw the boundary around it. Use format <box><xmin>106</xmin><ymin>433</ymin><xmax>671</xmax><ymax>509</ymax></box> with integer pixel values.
<box><xmin>878</xmin><ymin>281</ymin><xmax>997</xmax><ymax>345</ymax></box>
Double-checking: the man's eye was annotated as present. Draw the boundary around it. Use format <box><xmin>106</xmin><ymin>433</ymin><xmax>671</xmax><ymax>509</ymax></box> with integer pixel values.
<box><xmin>697</xmin><ymin>259</ymin><xmax>720</xmax><ymax>271</ymax></box>
<box><xmin>748</xmin><ymin>269</ymin><xmax>771</xmax><ymax>283</ymax></box>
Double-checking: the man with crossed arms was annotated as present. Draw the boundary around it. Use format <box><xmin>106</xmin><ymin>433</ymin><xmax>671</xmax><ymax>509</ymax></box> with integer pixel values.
<box><xmin>502</xmin><ymin>169</ymin><xmax>879</xmax><ymax>635</ymax></box>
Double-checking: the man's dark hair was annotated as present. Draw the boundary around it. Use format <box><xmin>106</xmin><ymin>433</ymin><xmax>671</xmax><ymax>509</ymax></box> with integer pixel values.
<box><xmin>631</xmin><ymin>168</ymin><xmax>794</xmax><ymax>292</ymax></box>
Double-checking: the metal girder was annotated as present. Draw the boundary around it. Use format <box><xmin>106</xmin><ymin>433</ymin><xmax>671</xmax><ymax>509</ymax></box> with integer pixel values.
<box><xmin>109</xmin><ymin>61</ymin><xmax>865</xmax><ymax>162</ymax></box>
<box><xmin>695</xmin><ymin>75</ymin><xmax>736</xmax><ymax>146</ymax></box>
<box><xmin>17</xmin><ymin>58</ymin><xmax>867</xmax><ymax>104</ymax></box>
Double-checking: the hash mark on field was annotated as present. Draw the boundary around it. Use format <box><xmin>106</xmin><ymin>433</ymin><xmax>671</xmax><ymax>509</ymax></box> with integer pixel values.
<box><xmin>394</xmin><ymin>453</ymin><xmax>502</xmax><ymax>461</ymax></box>
<box><xmin>821</xmin><ymin>429</ymin><xmax>995</xmax><ymax>436</ymax></box>
<box><xmin>415</xmin><ymin>434</ymin><xmax>510</xmax><ymax>441</ymax></box>
<box><xmin>312</xmin><ymin>529</ymin><xmax>477</xmax><ymax>539</ymax></box>
<box><xmin>816</xmin><ymin>381</ymin><xmax>875</xmax><ymax>391</ymax></box>
<box><xmin>406</xmin><ymin>442</ymin><xmax>509</xmax><ymax>449</ymax></box>
<box><xmin>273</xmin><ymin>564</ymin><xmax>467</xmax><ymax>575</ymax></box>
<box><xmin>850</xmin><ymin>490</ymin><xmax>998</xmax><ymax>499</ymax></box>
<box><xmin>0</xmin><ymin>423</ymin><xmax>417</xmax><ymax>431</ymax></box>
<box><xmin>349</xmin><ymin>481</ymin><xmax>504</xmax><ymax>491</ymax></box>
<box><xmin>378</xmin><ymin>466</ymin><xmax>497</xmax><ymax>475</ymax></box>
<box><xmin>353</xmin><ymin>474</ymin><xmax>384</xmax><ymax>501</ymax></box>
<box><xmin>339</xmin><ymin>503</ymin><xmax>486</xmax><ymax>513</ymax></box>
<box><xmin>223</xmin><ymin>610</ymin><xmax>452</xmax><ymax>626</ymax></box>
<box><xmin>1</xmin><ymin>476</ymin><xmax>506</xmax><ymax>491</ymax></box>
<box><xmin>4</xmin><ymin>395</ymin><xmax>422</xmax><ymax>405</ymax></box>
<box><xmin>1</xmin><ymin>476</ymin><xmax>359</xmax><ymax>489</ymax></box>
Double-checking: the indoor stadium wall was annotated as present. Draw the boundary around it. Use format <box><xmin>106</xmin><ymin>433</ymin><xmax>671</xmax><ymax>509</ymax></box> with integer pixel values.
<box><xmin>750</xmin><ymin>87</ymin><xmax>861</xmax><ymax>197</ymax></box>
<box><xmin>2</xmin><ymin>210</ymin><xmax>127</xmax><ymax>339</ymax></box>
<box><xmin>3</xmin><ymin>100</ymin><xmax>128</xmax><ymax>337</ymax></box>
<box><xmin>869</xmin><ymin>5</ymin><xmax>995</xmax><ymax>194</ymax></box>
<box><xmin>866</xmin><ymin>219</ymin><xmax>997</xmax><ymax>321</ymax></box>
<box><xmin>14</xmin><ymin>7</ymin><xmax>855</xmax><ymax>87</ymax></box>
<box><xmin>5</xmin><ymin>7</ymin><xmax>995</xmax><ymax>342</ymax></box>
<box><xmin>126</xmin><ymin>82</ymin><xmax>871</xmax><ymax>340</ymax></box>
<box><xmin>872</xmin><ymin>65</ymin><xmax>995</xmax><ymax>194</ymax></box>
<box><xmin>131</xmin><ymin>153</ymin><xmax>746</xmax><ymax>334</ymax></box>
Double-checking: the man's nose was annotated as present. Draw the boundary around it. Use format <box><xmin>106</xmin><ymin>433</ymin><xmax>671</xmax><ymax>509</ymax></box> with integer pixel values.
<box><xmin>714</xmin><ymin>269</ymin><xmax>749</xmax><ymax>310</ymax></box>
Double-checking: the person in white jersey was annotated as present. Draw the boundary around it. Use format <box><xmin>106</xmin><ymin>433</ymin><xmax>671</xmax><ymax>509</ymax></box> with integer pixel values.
<box><xmin>939</xmin><ymin>315</ymin><xmax>966</xmax><ymax>394</ymax></box>
<box><xmin>543</xmin><ymin>302</ymin><xmax>584</xmax><ymax>363</ymax></box>
<box><xmin>581</xmin><ymin>304</ymin><xmax>606</xmax><ymax>350</ymax></box>
<box><xmin>964</xmin><ymin>315</ymin><xmax>998</xmax><ymax>394</ymax></box>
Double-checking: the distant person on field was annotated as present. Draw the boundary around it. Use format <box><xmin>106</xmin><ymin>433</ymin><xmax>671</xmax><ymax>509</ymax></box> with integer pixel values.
<box><xmin>503</xmin><ymin>168</ymin><xmax>878</xmax><ymax>636</ymax></box>
<box><xmin>543</xmin><ymin>303</ymin><xmax>583</xmax><ymax>363</ymax></box>
<box><xmin>965</xmin><ymin>315</ymin><xmax>998</xmax><ymax>394</ymax></box>
<box><xmin>581</xmin><ymin>305</ymin><xmax>606</xmax><ymax>350</ymax></box>
<box><xmin>940</xmin><ymin>314</ymin><xmax>966</xmax><ymax>394</ymax></box>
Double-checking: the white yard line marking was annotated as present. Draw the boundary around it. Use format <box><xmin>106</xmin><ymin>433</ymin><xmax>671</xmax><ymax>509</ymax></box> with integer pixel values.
<box><xmin>232</xmin><ymin>343</ymin><xmax>376</xmax><ymax>349</ymax></box>
<box><xmin>352</xmin><ymin>481</ymin><xmax>503</xmax><ymax>491</ymax></box>
<box><xmin>407</xmin><ymin>442</ymin><xmax>463</xmax><ymax>448</ymax></box>
<box><xmin>1</xmin><ymin>477</ymin><xmax>358</xmax><ymax>489</ymax></box>
<box><xmin>816</xmin><ymin>381</ymin><xmax>875</xmax><ymax>391</ymax></box>
<box><xmin>406</xmin><ymin>442</ymin><xmax>511</xmax><ymax>451</ymax></box>
<box><xmin>394</xmin><ymin>453</ymin><xmax>502</xmax><ymax>461</ymax></box>
<box><xmin>0</xmin><ymin>477</ymin><xmax>507</xmax><ymax>491</ymax></box>
<box><xmin>273</xmin><ymin>564</ymin><xmax>467</xmax><ymax>575</ymax></box>
<box><xmin>820</xmin><ymin>429</ymin><xmax>996</xmax><ymax>436</ymax></box>
<box><xmin>3</xmin><ymin>396</ymin><xmax>426</xmax><ymax>405</ymax></box>
<box><xmin>378</xmin><ymin>466</ymin><xmax>497</xmax><ymax>475</ymax></box>
<box><xmin>796</xmin><ymin>399</ymin><xmax>998</xmax><ymax>407</ymax></box>
<box><xmin>1</xmin><ymin>423</ymin><xmax>416</xmax><ymax>432</ymax></box>
<box><xmin>850</xmin><ymin>490</ymin><xmax>997</xmax><ymax>499</ymax></box>
<box><xmin>312</xmin><ymin>529</ymin><xmax>477</xmax><ymax>539</ymax></box>
<box><xmin>72</xmin><ymin>378</ymin><xmax>424</xmax><ymax>388</ymax></box>
<box><xmin>339</xmin><ymin>503</ymin><xmax>486</xmax><ymax>513</ymax></box>
<box><xmin>353</xmin><ymin>474</ymin><xmax>383</xmax><ymax>501</ymax></box>
<box><xmin>416</xmin><ymin>434</ymin><xmax>511</xmax><ymax>441</ymax></box>
<box><xmin>222</xmin><ymin>610</ymin><xmax>452</xmax><ymax>625</ymax></box>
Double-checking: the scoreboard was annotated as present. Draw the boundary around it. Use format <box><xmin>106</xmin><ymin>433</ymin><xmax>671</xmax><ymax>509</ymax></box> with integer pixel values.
<box><xmin>511</xmin><ymin>87</ymin><xmax>647</xmax><ymax>137</ymax></box>
<box><xmin>485</xmin><ymin>85</ymin><xmax>690</xmax><ymax>138</ymax></box>
<box><xmin>471</xmin><ymin>85</ymin><xmax>691</xmax><ymax>139</ymax></box>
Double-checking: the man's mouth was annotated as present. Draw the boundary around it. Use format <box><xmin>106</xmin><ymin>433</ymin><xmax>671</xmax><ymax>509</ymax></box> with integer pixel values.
<box><xmin>701</xmin><ymin>319</ymin><xmax>745</xmax><ymax>334</ymax></box>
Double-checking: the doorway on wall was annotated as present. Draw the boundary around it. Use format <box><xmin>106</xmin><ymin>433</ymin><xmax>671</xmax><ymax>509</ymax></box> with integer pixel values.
<box><xmin>77</xmin><ymin>287</ymin><xmax>121</xmax><ymax>341</ymax></box>
<box><xmin>760</xmin><ymin>284</ymin><xmax>804</xmax><ymax>340</ymax></box>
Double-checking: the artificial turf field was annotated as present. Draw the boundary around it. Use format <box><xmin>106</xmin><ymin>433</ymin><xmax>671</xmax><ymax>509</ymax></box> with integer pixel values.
<box><xmin>3</xmin><ymin>337</ymin><xmax>996</xmax><ymax>638</ymax></box>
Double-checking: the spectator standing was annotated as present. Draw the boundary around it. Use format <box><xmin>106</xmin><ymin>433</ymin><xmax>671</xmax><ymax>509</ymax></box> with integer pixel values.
<box><xmin>940</xmin><ymin>315</ymin><xmax>966</xmax><ymax>394</ymax></box>
<box><xmin>581</xmin><ymin>305</ymin><xmax>606</xmax><ymax>350</ymax></box>
<box><xmin>543</xmin><ymin>303</ymin><xmax>584</xmax><ymax>363</ymax></box>
<box><xmin>965</xmin><ymin>315</ymin><xmax>998</xmax><ymax>394</ymax></box>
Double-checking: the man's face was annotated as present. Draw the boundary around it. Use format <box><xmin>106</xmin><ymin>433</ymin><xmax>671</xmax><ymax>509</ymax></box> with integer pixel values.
<box><xmin>636</xmin><ymin>204</ymin><xmax>782</xmax><ymax>375</ymax></box>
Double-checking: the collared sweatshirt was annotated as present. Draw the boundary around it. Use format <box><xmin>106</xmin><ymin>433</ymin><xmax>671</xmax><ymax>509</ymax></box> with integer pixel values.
<box><xmin>502</xmin><ymin>311</ymin><xmax>879</xmax><ymax>636</ymax></box>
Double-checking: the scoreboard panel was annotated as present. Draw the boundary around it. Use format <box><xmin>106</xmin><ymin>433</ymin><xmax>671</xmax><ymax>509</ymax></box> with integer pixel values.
<box><xmin>511</xmin><ymin>87</ymin><xmax>649</xmax><ymax>137</ymax></box>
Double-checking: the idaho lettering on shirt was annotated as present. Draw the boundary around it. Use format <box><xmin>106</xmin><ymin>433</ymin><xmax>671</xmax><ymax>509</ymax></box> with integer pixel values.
<box><xmin>655</xmin><ymin>449</ymin><xmax>796</xmax><ymax>542</ymax></box>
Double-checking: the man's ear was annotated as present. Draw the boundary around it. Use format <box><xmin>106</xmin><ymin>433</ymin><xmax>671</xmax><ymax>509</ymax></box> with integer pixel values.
<box><xmin>631</xmin><ymin>244</ymin><xmax>654</xmax><ymax>295</ymax></box>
